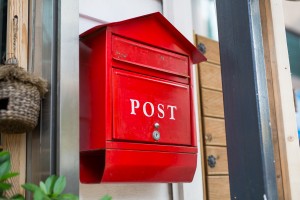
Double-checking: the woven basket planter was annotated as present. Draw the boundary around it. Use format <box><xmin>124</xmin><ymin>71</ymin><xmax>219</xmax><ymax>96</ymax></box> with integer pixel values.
<box><xmin>0</xmin><ymin>65</ymin><xmax>48</xmax><ymax>134</ymax></box>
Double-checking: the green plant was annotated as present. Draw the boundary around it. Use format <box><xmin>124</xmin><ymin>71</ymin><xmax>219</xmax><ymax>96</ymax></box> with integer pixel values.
<box><xmin>0</xmin><ymin>151</ymin><xmax>112</xmax><ymax>200</ymax></box>
<box><xmin>22</xmin><ymin>175</ymin><xmax>78</xmax><ymax>200</ymax></box>
<box><xmin>0</xmin><ymin>151</ymin><xmax>24</xmax><ymax>200</ymax></box>
<box><xmin>100</xmin><ymin>195</ymin><xmax>112</xmax><ymax>200</ymax></box>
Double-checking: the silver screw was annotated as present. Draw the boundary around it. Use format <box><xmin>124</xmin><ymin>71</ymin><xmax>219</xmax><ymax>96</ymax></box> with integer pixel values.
<box><xmin>154</xmin><ymin>122</ymin><xmax>160</xmax><ymax>129</ymax></box>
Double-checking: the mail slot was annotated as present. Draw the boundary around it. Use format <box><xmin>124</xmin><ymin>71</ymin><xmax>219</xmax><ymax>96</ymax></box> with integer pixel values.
<box><xmin>80</xmin><ymin>12</ymin><xmax>206</xmax><ymax>183</ymax></box>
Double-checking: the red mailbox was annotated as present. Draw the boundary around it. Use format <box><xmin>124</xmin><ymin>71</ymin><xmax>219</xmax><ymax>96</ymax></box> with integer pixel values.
<box><xmin>80</xmin><ymin>12</ymin><xmax>206</xmax><ymax>183</ymax></box>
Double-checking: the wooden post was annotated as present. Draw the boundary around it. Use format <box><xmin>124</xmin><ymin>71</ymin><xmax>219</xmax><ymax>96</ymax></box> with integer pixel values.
<box><xmin>3</xmin><ymin>0</ymin><xmax>28</xmax><ymax>196</ymax></box>
<box><xmin>260</xmin><ymin>0</ymin><xmax>300</xmax><ymax>199</ymax></box>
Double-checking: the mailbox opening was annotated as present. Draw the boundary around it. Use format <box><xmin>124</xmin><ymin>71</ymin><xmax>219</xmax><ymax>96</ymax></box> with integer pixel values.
<box><xmin>80</xmin><ymin>150</ymin><xmax>105</xmax><ymax>183</ymax></box>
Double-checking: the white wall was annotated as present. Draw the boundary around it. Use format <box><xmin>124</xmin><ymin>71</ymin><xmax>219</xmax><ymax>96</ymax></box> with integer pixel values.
<box><xmin>81</xmin><ymin>184</ymin><xmax>171</xmax><ymax>200</ymax></box>
<box><xmin>283</xmin><ymin>0</ymin><xmax>300</xmax><ymax>34</ymax></box>
<box><xmin>79</xmin><ymin>0</ymin><xmax>162</xmax><ymax>33</ymax></box>
<box><xmin>191</xmin><ymin>0</ymin><xmax>218</xmax><ymax>41</ymax></box>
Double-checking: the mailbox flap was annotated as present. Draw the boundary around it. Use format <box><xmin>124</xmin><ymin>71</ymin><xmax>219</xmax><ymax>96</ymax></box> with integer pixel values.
<box><xmin>112</xmin><ymin>69</ymin><xmax>192</xmax><ymax>146</ymax></box>
<box><xmin>112</xmin><ymin>35</ymin><xmax>189</xmax><ymax>77</ymax></box>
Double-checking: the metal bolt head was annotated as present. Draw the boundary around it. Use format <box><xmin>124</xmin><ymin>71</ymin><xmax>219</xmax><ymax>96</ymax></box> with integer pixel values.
<box><xmin>152</xmin><ymin>130</ymin><xmax>160</xmax><ymax>141</ymax></box>
<box><xmin>154</xmin><ymin>122</ymin><xmax>160</xmax><ymax>129</ymax></box>
<box><xmin>197</xmin><ymin>43</ymin><xmax>206</xmax><ymax>54</ymax></box>
<box><xmin>207</xmin><ymin>155</ymin><xmax>216</xmax><ymax>168</ymax></box>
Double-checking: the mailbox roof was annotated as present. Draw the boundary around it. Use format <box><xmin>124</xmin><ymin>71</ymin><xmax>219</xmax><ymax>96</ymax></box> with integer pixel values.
<box><xmin>80</xmin><ymin>12</ymin><xmax>206</xmax><ymax>64</ymax></box>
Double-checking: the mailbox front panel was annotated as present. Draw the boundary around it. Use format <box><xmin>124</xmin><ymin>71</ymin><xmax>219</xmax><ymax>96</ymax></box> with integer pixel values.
<box><xmin>112</xmin><ymin>69</ymin><xmax>192</xmax><ymax>146</ymax></box>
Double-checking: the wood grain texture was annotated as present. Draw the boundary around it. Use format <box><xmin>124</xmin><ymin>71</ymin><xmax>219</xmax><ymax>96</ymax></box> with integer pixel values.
<box><xmin>6</xmin><ymin>0</ymin><xmax>28</xmax><ymax>68</ymax></box>
<box><xmin>197</xmin><ymin>36</ymin><xmax>229</xmax><ymax>199</ymax></box>
<box><xmin>204</xmin><ymin>117</ymin><xmax>226</xmax><ymax>146</ymax></box>
<box><xmin>2</xmin><ymin>134</ymin><xmax>26</xmax><ymax>197</ymax></box>
<box><xmin>200</xmin><ymin>62</ymin><xmax>222</xmax><ymax>91</ymax></box>
<box><xmin>205</xmin><ymin>146</ymin><xmax>229</xmax><ymax>175</ymax></box>
<box><xmin>196</xmin><ymin>36</ymin><xmax>220</xmax><ymax>65</ymax></box>
<box><xmin>2</xmin><ymin>0</ymin><xmax>28</xmax><ymax>196</ymax></box>
<box><xmin>207</xmin><ymin>176</ymin><xmax>230</xmax><ymax>200</ymax></box>
<box><xmin>201</xmin><ymin>88</ymin><xmax>224</xmax><ymax>118</ymax></box>
<box><xmin>194</xmin><ymin>49</ymin><xmax>207</xmax><ymax>200</ymax></box>
<box><xmin>260</xmin><ymin>0</ymin><xmax>300</xmax><ymax>199</ymax></box>
<box><xmin>260</xmin><ymin>1</ymin><xmax>284</xmax><ymax>199</ymax></box>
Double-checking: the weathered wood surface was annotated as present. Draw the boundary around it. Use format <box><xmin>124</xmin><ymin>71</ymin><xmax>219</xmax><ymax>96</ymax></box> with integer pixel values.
<box><xmin>205</xmin><ymin>146</ymin><xmax>229</xmax><ymax>175</ymax></box>
<box><xmin>259</xmin><ymin>0</ymin><xmax>300</xmax><ymax>199</ymax></box>
<box><xmin>207</xmin><ymin>176</ymin><xmax>230</xmax><ymax>200</ymax></box>
<box><xmin>196</xmin><ymin>35</ymin><xmax>230</xmax><ymax>200</ymax></box>
<box><xmin>201</xmin><ymin>89</ymin><xmax>224</xmax><ymax>118</ymax></box>
<box><xmin>196</xmin><ymin>36</ymin><xmax>220</xmax><ymax>65</ymax></box>
<box><xmin>203</xmin><ymin>117</ymin><xmax>226</xmax><ymax>146</ymax></box>
<box><xmin>2</xmin><ymin>0</ymin><xmax>28</xmax><ymax>196</ymax></box>
<box><xmin>199</xmin><ymin>62</ymin><xmax>222</xmax><ymax>91</ymax></box>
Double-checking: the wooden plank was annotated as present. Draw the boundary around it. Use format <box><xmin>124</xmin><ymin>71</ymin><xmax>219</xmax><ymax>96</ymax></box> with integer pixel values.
<box><xmin>196</xmin><ymin>36</ymin><xmax>220</xmax><ymax>65</ymax></box>
<box><xmin>200</xmin><ymin>62</ymin><xmax>222</xmax><ymax>91</ymax></box>
<box><xmin>6</xmin><ymin>0</ymin><xmax>28</xmax><ymax>68</ymax></box>
<box><xmin>2</xmin><ymin>134</ymin><xmax>26</xmax><ymax>196</ymax></box>
<box><xmin>259</xmin><ymin>1</ymin><xmax>284</xmax><ymax>199</ymax></box>
<box><xmin>259</xmin><ymin>0</ymin><xmax>300</xmax><ymax>199</ymax></box>
<box><xmin>2</xmin><ymin>0</ymin><xmax>28</xmax><ymax>196</ymax></box>
<box><xmin>203</xmin><ymin>117</ymin><xmax>226</xmax><ymax>146</ymax></box>
<box><xmin>201</xmin><ymin>89</ymin><xmax>224</xmax><ymax>118</ymax></box>
<box><xmin>195</xmin><ymin>36</ymin><xmax>207</xmax><ymax>200</ymax></box>
<box><xmin>207</xmin><ymin>176</ymin><xmax>230</xmax><ymax>200</ymax></box>
<box><xmin>205</xmin><ymin>146</ymin><xmax>228</xmax><ymax>175</ymax></box>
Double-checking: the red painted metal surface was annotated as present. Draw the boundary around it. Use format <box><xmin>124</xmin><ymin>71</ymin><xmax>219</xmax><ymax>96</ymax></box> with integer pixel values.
<box><xmin>112</xmin><ymin>35</ymin><xmax>189</xmax><ymax>77</ymax></box>
<box><xmin>113</xmin><ymin>69</ymin><xmax>191</xmax><ymax>145</ymax></box>
<box><xmin>80</xmin><ymin>12</ymin><xmax>206</xmax><ymax>183</ymax></box>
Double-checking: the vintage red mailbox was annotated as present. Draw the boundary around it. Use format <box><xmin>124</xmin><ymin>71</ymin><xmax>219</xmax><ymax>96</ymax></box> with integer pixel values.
<box><xmin>80</xmin><ymin>12</ymin><xmax>206</xmax><ymax>183</ymax></box>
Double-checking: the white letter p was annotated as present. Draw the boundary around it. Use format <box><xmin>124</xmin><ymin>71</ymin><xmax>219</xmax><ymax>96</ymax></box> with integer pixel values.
<box><xmin>130</xmin><ymin>99</ymin><xmax>140</xmax><ymax>115</ymax></box>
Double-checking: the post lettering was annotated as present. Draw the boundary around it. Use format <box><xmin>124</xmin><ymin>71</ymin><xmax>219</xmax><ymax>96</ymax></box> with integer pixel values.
<box><xmin>130</xmin><ymin>99</ymin><xmax>140</xmax><ymax>115</ymax></box>
<box><xmin>167</xmin><ymin>105</ymin><xmax>177</xmax><ymax>120</ymax></box>
<box><xmin>143</xmin><ymin>102</ymin><xmax>154</xmax><ymax>117</ymax></box>
<box><xmin>157</xmin><ymin>104</ymin><xmax>165</xmax><ymax>119</ymax></box>
<box><xmin>130</xmin><ymin>99</ymin><xmax>177</xmax><ymax>120</ymax></box>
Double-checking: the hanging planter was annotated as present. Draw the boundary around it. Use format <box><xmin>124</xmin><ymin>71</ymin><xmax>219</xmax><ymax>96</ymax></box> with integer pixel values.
<box><xmin>0</xmin><ymin>65</ymin><xmax>47</xmax><ymax>133</ymax></box>
<box><xmin>0</xmin><ymin>16</ymin><xmax>48</xmax><ymax>134</ymax></box>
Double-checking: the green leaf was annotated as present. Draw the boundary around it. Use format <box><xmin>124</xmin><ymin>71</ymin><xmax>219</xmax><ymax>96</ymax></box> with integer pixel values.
<box><xmin>40</xmin><ymin>181</ymin><xmax>48</xmax><ymax>195</ymax></box>
<box><xmin>45</xmin><ymin>175</ymin><xmax>58</xmax><ymax>195</ymax></box>
<box><xmin>11</xmin><ymin>194</ymin><xmax>25</xmax><ymax>200</ymax></box>
<box><xmin>57</xmin><ymin>194</ymin><xmax>79</xmax><ymax>200</ymax></box>
<box><xmin>0</xmin><ymin>160</ymin><xmax>10</xmax><ymax>178</ymax></box>
<box><xmin>0</xmin><ymin>152</ymin><xmax>10</xmax><ymax>165</ymax></box>
<box><xmin>100</xmin><ymin>195</ymin><xmax>112</xmax><ymax>200</ymax></box>
<box><xmin>22</xmin><ymin>183</ymin><xmax>40</xmax><ymax>192</ymax></box>
<box><xmin>0</xmin><ymin>172</ymin><xmax>19</xmax><ymax>182</ymax></box>
<box><xmin>33</xmin><ymin>189</ymin><xmax>49</xmax><ymax>200</ymax></box>
<box><xmin>53</xmin><ymin>176</ymin><xmax>66</xmax><ymax>195</ymax></box>
<box><xmin>0</xmin><ymin>182</ymin><xmax>11</xmax><ymax>190</ymax></box>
